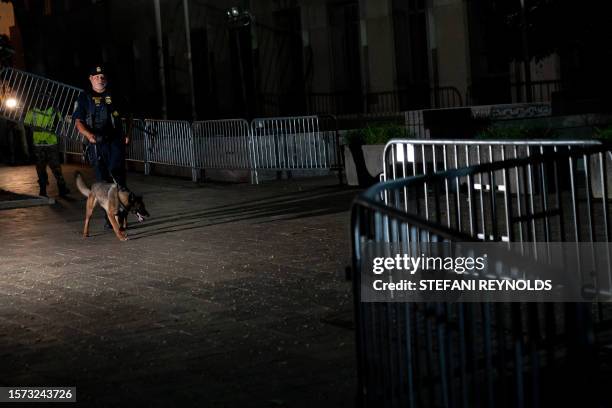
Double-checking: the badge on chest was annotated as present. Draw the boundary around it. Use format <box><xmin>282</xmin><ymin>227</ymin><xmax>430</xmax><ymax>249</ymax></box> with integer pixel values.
<box><xmin>92</xmin><ymin>96</ymin><xmax>113</xmax><ymax>106</ymax></box>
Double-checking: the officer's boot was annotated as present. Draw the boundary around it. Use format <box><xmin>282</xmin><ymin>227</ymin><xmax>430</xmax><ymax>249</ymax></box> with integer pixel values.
<box><xmin>38</xmin><ymin>182</ymin><xmax>47</xmax><ymax>197</ymax></box>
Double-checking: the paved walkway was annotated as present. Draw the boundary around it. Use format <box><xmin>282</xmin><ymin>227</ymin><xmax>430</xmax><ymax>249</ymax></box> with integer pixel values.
<box><xmin>0</xmin><ymin>164</ymin><xmax>360</xmax><ymax>407</ymax></box>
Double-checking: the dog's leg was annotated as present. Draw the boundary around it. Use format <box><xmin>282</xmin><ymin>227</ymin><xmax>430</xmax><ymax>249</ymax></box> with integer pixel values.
<box><xmin>83</xmin><ymin>195</ymin><xmax>96</xmax><ymax>238</ymax></box>
<box><xmin>117</xmin><ymin>211</ymin><xmax>126</xmax><ymax>232</ymax></box>
<box><xmin>107</xmin><ymin>203</ymin><xmax>128</xmax><ymax>241</ymax></box>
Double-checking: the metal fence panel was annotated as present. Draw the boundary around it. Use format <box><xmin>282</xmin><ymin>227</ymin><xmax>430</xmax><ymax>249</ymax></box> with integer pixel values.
<box><xmin>383</xmin><ymin>139</ymin><xmax>602</xmax><ymax>181</ymax></box>
<box><xmin>143</xmin><ymin>119</ymin><xmax>194</xmax><ymax>167</ymax></box>
<box><xmin>143</xmin><ymin>119</ymin><xmax>197</xmax><ymax>180</ymax></box>
<box><xmin>192</xmin><ymin>119</ymin><xmax>252</xmax><ymax>170</ymax></box>
<box><xmin>0</xmin><ymin>67</ymin><xmax>82</xmax><ymax>141</ymax></box>
<box><xmin>382</xmin><ymin>139</ymin><xmax>604</xmax><ymax>242</ymax></box>
<box><xmin>352</xmin><ymin>145</ymin><xmax>612</xmax><ymax>407</ymax></box>
<box><xmin>2</xmin><ymin>69</ymin><xmax>344</xmax><ymax>184</ymax></box>
<box><xmin>250</xmin><ymin>115</ymin><xmax>341</xmax><ymax>173</ymax></box>
<box><xmin>125</xmin><ymin>119</ymin><xmax>147</xmax><ymax>163</ymax></box>
<box><xmin>403</xmin><ymin>110</ymin><xmax>427</xmax><ymax>139</ymax></box>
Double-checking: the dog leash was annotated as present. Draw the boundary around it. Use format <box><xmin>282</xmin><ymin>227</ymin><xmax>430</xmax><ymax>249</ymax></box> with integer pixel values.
<box><xmin>92</xmin><ymin>143</ymin><xmax>124</xmax><ymax>190</ymax></box>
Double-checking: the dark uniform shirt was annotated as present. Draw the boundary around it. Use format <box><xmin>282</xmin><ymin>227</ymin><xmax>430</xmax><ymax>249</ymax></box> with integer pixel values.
<box><xmin>72</xmin><ymin>89</ymin><xmax>127</xmax><ymax>140</ymax></box>
<box><xmin>72</xmin><ymin>88</ymin><xmax>130</xmax><ymax>186</ymax></box>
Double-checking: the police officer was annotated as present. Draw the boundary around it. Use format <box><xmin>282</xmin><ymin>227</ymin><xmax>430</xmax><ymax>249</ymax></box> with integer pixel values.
<box><xmin>73</xmin><ymin>65</ymin><xmax>131</xmax><ymax>229</ymax></box>
<box><xmin>73</xmin><ymin>65</ymin><xmax>131</xmax><ymax>189</ymax></box>
<box><xmin>24</xmin><ymin>97</ymin><xmax>69</xmax><ymax>197</ymax></box>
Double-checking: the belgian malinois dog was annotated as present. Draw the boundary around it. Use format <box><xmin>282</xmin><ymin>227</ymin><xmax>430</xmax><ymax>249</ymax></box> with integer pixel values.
<box><xmin>75</xmin><ymin>172</ymin><xmax>149</xmax><ymax>241</ymax></box>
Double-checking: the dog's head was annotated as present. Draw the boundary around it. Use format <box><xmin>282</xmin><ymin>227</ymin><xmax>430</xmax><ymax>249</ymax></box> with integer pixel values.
<box><xmin>127</xmin><ymin>192</ymin><xmax>150</xmax><ymax>222</ymax></box>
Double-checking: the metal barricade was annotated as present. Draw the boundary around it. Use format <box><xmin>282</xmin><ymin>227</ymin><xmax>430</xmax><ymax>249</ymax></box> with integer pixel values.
<box><xmin>352</xmin><ymin>145</ymin><xmax>612</xmax><ymax>407</ymax></box>
<box><xmin>191</xmin><ymin>119</ymin><xmax>255</xmax><ymax>182</ymax></box>
<box><xmin>125</xmin><ymin>118</ymin><xmax>147</xmax><ymax>164</ymax></box>
<box><xmin>61</xmin><ymin>126</ymin><xmax>84</xmax><ymax>157</ymax></box>
<box><xmin>404</xmin><ymin>110</ymin><xmax>428</xmax><ymax>139</ymax></box>
<box><xmin>250</xmin><ymin>115</ymin><xmax>342</xmax><ymax>181</ymax></box>
<box><xmin>0</xmin><ymin>67</ymin><xmax>82</xmax><ymax>141</ymax></box>
<box><xmin>383</xmin><ymin>139</ymin><xmax>602</xmax><ymax>181</ymax></box>
<box><xmin>143</xmin><ymin>119</ymin><xmax>197</xmax><ymax>181</ymax></box>
<box><xmin>1</xmin><ymin>69</ymin><xmax>345</xmax><ymax>184</ymax></box>
<box><xmin>382</xmin><ymin>139</ymin><xmax>604</xmax><ymax>241</ymax></box>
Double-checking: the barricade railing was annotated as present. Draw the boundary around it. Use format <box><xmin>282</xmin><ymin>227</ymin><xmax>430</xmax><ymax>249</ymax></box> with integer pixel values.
<box><xmin>61</xmin><ymin>125</ymin><xmax>83</xmax><ymax>163</ymax></box>
<box><xmin>2</xmin><ymin>68</ymin><xmax>343</xmax><ymax>184</ymax></box>
<box><xmin>0</xmin><ymin>67</ymin><xmax>82</xmax><ymax>141</ymax></box>
<box><xmin>351</xmin><ymin>145</ymin><xmax>612</xmax><ymax>407</ymax></box>
<box><xmin>125</xmin><ymin>118</ymin><xmax>147</xmax><ymax>163</ymax></box>
<box><xmin>59</xmin><ymin>114</ymin><xmax>341</xmax><ymax>184</ymax></box>
<box><xmin>382</xmin><ymin>139</ymin><xmax>605</xmax><ymax>241</ymax></box>
<box><xmin>383</xmin><ymin>139</ymin><xmax>602</xmax><ymax>176</ymax></box>
<box><xmin>142</xmin><ymin>119</ymin><xmax>197</xmax><ymax>181</ymax></box>
<box><xmin>250</xmin><ymin>114</ymin><xmax>342</xmax><ymax>182</ymax></box>
<box><xmin>510</xmin><ymin>79</ymin><xmax>564</xmax><ymax>103</ymax></box>
<box><xmin>192</xmin><ymin>119</ymin><xmax>255</xmax><ymax>182</ymax></box>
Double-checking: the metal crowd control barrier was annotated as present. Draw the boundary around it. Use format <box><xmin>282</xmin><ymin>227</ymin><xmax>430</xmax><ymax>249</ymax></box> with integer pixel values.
<box><xmin>2</xmin><ymin>68</ymin><xmax>344</xmax><ymax>184</ymax></box>
<box><xmin>192</xmin><ymin>119</ymin><xmax>256</xmax><ymax>183</ymax></box>
<box><xmin>0</xmin><ymin>67</ymin><xmax>82</xmax><ymax>142</ymax></box>
<box><xmin>142</xmin><ymin>119</ymin><xmax>197</xmax><ymax>181</ymax></box>
<box><xmin>250</xmin><ymin>115</ymin><xmax>343</xmax><ymax>182</ymax></box>
<box><xmin>382</xmin><ymin>139</ymin><xmax>602</xmax><ymax>187</ymax></box>
<box><xmin>352</xmin><ymin>145</ymin><xmax>612</xmax><ymax>407</ymax></box>
<box><xmin>125</xmin><ymin>118</ymin><xmax>147</xmax><ymax>164</ymax></box>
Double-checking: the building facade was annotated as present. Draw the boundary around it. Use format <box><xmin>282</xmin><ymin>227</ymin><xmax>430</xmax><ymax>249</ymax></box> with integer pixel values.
<box><xmin>4</xmin><ymin>0</ymin><xmax>590</xmax><ymax>120</ymax></box>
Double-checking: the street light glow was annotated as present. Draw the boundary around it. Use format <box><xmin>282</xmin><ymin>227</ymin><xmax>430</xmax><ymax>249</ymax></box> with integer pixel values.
<box><xmin>226</xmin><ymin>6</ymin><xmax>253</xmax><ymax>27</ymax></box>
<box><xmin>227</xmin><ymin>7</ymin><xmax>240</xmax><ymax>18</ymax></box>
<box><xmin>5</xmin><ymin>97</ymin><xmax>17</xmax><ymax>109</ymax></box>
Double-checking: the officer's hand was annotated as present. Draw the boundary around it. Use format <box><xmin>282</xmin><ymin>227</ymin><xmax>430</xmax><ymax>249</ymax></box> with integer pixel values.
<box><xmin>87</xmin><ymin>135</ymin><xmax>97</xmax><ymax>144</ymax></box>
<box><xmin>124</xmin><ymin>136</ymin><xmax>130</xmax><ymax>145</ymax></box>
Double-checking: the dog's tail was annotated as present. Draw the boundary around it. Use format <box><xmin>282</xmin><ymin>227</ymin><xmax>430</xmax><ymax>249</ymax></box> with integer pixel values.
<box><xmin>74</xmin><ymin>172</ymin><xmax>91</xmax><ymax>197</ymax></box>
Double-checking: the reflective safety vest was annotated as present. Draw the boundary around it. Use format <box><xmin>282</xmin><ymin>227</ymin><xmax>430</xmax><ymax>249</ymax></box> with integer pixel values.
<box><xmin>24</xmin><ymin>107</ymin><xmax>60</xmax><ymax>145</ymax></box>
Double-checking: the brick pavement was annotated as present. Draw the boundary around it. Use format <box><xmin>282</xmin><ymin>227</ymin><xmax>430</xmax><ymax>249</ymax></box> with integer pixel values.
<box><xmin>0</xmin><ymin>164</ymin><xmax>360</xmax><ymax>407</ymax></box>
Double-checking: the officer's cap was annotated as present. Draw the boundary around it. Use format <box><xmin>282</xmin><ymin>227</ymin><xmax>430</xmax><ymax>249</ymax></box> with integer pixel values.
<box><xmin>88</xmin><ymin>65</ymin><xmax>106</xmax><ymax>76</ymax></box>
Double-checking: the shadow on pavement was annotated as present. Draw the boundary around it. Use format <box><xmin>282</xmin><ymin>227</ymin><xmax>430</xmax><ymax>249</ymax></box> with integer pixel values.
<box><xmin>126</xmin><ymin>185</ymin><xmax>361</xmax><ymax>240</ymax></box>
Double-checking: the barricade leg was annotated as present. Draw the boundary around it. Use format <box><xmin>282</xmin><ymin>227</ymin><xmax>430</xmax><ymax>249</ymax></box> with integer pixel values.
<box><xmin>189</xmin><ymin>138</ymin><xmax>198</xmax><ymax>183</ymax></box>
<box><xmin>144</xmin><ymin>130</ymin><xmax>151</xmax><ymax>176</ymax></box>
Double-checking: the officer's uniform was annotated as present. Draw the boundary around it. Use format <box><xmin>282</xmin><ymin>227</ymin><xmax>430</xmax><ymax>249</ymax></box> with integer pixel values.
<box><xmin>72</xmin><ymin>77</ymin><xmax>127</xmax><ymax>188</ymax></box>
<box><xmin>23</xmin><ymin>105</ymin><xmax>68</xmax><ymax>196</ymax></box>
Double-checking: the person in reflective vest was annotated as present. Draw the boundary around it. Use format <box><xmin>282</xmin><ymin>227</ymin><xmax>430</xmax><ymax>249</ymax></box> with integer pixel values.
<box><xmin>24</xmin><ymin>99</ymin><xmax>69</xmax><ymax>197</ymax></box>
